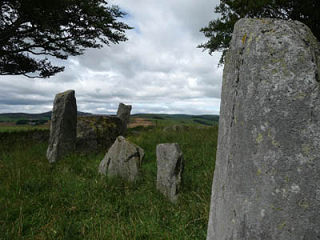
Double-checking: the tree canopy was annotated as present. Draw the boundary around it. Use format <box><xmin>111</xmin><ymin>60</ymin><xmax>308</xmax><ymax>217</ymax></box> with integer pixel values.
<box><xmin>199</xmin><ymin>0</ymin><xmax>320</xmax><ymax>65</ymax></box>
<box><xmin>0</xmin><ymin>0</ymin><xmax>131</xmax><ymax>78</ymax></box>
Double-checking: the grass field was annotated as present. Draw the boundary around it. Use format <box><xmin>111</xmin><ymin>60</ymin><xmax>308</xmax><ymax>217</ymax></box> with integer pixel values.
<box><xmin>0</xmin><ymin>125</ymin><xmax>49</xmax><ymax>133</ymax></box>
<box><xmin>131</xmin><ymin>114</ymin><xmax>219</xmax><ymax>127</ymax></box>
<box><xmin>0</xmin><ymin>121</ymin><xmax>218</xmax><ymax>239</ymax></box>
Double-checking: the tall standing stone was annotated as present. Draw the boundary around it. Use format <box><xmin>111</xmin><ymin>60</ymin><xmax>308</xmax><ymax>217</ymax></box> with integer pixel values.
<box><xmin>46</xmin><ymin>90</ymin><xmax>77</xmax><ymax>163</ymax></box>
<box><xmin>156</xmin><ymin>143</ymin><xmax>184</xmax><ymax>203</ymax></box>
<box><xmin>207</xmin><ymin>19</ymin><xmax>320</xmax><ymax>240</ymax></box>
<box><xmin>116</xmin><ymin>103</ymin><xmax>132</xmax><ymax>135</ymax></box>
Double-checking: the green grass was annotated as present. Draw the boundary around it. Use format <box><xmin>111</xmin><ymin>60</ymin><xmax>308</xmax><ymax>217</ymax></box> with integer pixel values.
<box><xmin>0</xmin><ymin>125</ymin><xmax>218</xmax><ymax>239</ymax></box>
<box><xmin>0</xmin><ymin>112</ymin><xmax>51</xmax><ymax>123</ymax></box>
<box><xmin>0</xmin><ymin>125</ymin><xmax>49</xmax><ymax>133</ymax></box>
<box><xmin>0</xmin><ymin>116</ymin><xmax>27</xmax><ymax>122</ymax></box>
<box><xmin>131</xmin><ymin>114</ymin><xmax>219</xmax><ymax>127</ymax></box>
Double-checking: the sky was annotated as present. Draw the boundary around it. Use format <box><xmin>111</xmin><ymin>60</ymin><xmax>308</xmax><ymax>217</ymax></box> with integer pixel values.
<box><xmin>0</xmin><ymin>0</ymin><xmax>222</xmax><ymax>115</ymax></box>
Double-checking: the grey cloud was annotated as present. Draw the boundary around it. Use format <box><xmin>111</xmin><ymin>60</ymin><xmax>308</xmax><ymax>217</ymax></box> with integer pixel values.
<box><xmin>0</xmin><ymin>98</ymin><xmax>51</xmax><ymax>106</ymax></box>
<box><xmin>168</xmin><ymin>0</ymin><xmax>220</xmax><ymax>40</ymax></box>
<box><xmin>79</xmin><ymin>97</ymin><xmax>220</xmax><ymax>115</ymax></box>
<box><xmin>0</xmin><ymin>0</ymin><xmax>222</xmax><ymax>115</ymax></box>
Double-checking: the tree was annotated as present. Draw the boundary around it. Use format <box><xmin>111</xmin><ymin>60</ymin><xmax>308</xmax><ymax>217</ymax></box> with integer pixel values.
<box><xmin>0</xmin><ymin>0</ymin><xmax>131</xmax><ymax>78</ymax></box>
<box><xmin>199</xmin><ymin>0</ymin><xmax>320</xmax><ymax>65</ymax></box>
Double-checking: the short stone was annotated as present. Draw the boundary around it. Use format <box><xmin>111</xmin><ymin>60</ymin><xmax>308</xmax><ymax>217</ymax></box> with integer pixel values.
<box><xmin>156</xmin><ymin>143</ymin><xmax>184</xmax><ymax>203</ymax></box>
<box><xmin>116</xmin><ymin>103</ymin><xmax>132</xmax><ymax>135</ymax></box>
<box><xmin>98</xmin><ymin>136</ymin><xmax>144</xmax><ymax>182</ymax></box>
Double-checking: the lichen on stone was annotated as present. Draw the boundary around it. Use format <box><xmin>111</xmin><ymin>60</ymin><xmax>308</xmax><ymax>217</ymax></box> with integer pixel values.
<box><xmin>256</xmin><ymin>133</ymin><xmax>263</xmax><ymax>144</ymax></box>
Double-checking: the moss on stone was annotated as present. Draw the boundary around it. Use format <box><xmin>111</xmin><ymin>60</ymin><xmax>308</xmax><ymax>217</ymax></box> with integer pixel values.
<box><xmin>271</xmin><ymin>205</ymin><xmax>283</xmax><ymax>211</ymax></box>
<box><xmin>298</xmin><ymin>199</ymin><xmax>309</xmax><ymax>208</ymax></box>
<box><xmin>284</xmin><ymin>176</ymin><xmax>290</xmax><ymax>183</ymax></box>
<box><xmin>256</xmin><ymin>133</ymin><xmax>263</xmax><ymax>144</ymax></box>
<box><xmin>278</xmin><ymin>221</ymin><xmax>286</xmax><ymax>229</ymax></box>
<box><xmin>302</xmin><ymin>144</ymin><xmax>311</xmax><ymax>156</ymax></box>
<box><xmin>256</xmin><ymin>168</ymin><xmax>262</xmax><ymax>176</ymax></box>
<box><xmin>295</xmin><ymin>93</ymin><xmax>306</xmax><ymax>100</ymax></box>
<box><xmin>76</xmin><ymin>115</ymin><xmax>123</xmax><ymax>152</ymax></box>
<box><xmin>242</xmin><ymin>33</ymin><xmax>247</xmax><ymax>45</ymax></box>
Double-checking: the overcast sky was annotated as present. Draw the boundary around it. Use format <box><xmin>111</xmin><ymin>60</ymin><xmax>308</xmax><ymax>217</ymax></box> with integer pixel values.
<box><xmin>0</xmin><ymin>0</ymin><xmax>222</xmax><ymax>115</ymax></box>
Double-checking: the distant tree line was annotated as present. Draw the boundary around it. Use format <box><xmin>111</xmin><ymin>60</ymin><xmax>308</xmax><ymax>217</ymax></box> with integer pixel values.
<box><xmin>16</xmin><ymin>119</ymin><xmax>48</xmax><ymax>125</ymax></box>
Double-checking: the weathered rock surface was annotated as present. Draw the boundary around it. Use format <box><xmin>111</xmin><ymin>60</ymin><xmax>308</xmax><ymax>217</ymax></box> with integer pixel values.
<box><xmin>46</xmin><ymin>90</ymin><xmax>77</xmax><ymax>163</ymax></box>
<box><xmin>207</xmin><ymin>19</ymin><xmax>320</xmax><ymax>239</ymax></box>
<box><xmin>76</xmin><ymin>115</ymin><xmax>123</xmax><ymax>152</ymax></box>
<box><xmin>156</xmin><ymin>143</ymin><xmax>184</xmax><ymax>203</ymax></box>
<box><xmin>98</xmin><ymin>136</ymin><xmax>144</xmax><ymax>181</ymax></box>
<box><xmin>116</xmin><ymin>103</ymin><xmax>132</xmax><ymax>135</ymax></box>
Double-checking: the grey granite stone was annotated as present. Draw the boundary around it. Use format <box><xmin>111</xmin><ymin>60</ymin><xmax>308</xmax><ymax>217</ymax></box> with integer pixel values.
<box><xmin>207</xmin><ymin>18</ymin><xmax>320</xmax><ymax>240</ymax></box>
<box><xmin>46</xmin><ymin>90</ymin><xmax>77</xmax><ymax>163</ymax></box>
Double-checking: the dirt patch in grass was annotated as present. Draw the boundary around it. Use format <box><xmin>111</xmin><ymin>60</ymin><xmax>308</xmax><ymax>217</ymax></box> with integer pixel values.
<box><xmin>128</xmin><ymin>117</ymin><xmax>155</xmax><ymax>128</ymax></box>
<box><xmin>0</xmin><ymin>122</ymin><xmax>15</xmax><ymax>127</ymax></box>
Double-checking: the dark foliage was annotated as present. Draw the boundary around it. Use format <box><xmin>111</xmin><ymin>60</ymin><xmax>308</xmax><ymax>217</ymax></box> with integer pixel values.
<box><xmin>199</xmin><ymin>0</ymin><xmax>320</xmax><ymax>64</ymax></box>
<box><xmin>0</xmin><ymin>0</ymin><xmax>131</xmax><ymax>78</ymax></box>
<box><xmin>15</xmin><ymin>119</ymin><xmax>47</xmax><ymax>125</ymax></box>
<box><xmin>193</xmin><ymin>119</ymin><xmax>212</xmax><ymax>126</ymax></box>
<box><xmin>152</xmin><ymin>116</ymin><xmax>165</xmax><ymax>120</ymax></box>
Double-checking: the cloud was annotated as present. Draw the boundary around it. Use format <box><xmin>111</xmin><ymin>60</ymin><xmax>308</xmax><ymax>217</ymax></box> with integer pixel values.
<box><xmin>0</xmin><ymin>0</ymin><xmax>222</xmax><ymax>115</ymax></box>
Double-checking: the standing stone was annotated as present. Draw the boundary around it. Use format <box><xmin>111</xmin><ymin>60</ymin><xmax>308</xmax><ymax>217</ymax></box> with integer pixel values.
<box><xmin>207</xmin><ymin>19</ymin><xmax>320</xmax><ymax>239</ymax></box>
<box><xmin>98</xmin><ymin>136</ymin><xmax>144</xmax><ymax>181</ymax></box>
<box><xmin>116</xmin><ymin>103</ymin><xmax>132</xmax><ymax>135</ymax></box>
<box><xmin>46</xmin><ymin>90</ymin><xmax>77</xmax><ymax>163</ymax></box>
<box><xmin>156</xmin><ymin>143</ymin><xmax>184</xmax><ymax>203</ymax></box>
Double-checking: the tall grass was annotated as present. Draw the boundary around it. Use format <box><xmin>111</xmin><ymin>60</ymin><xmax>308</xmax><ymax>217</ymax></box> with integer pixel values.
<box><xmin>0</xmin><ymin>125</ymin><xmax>49</xmax><ymax>133</ymax></box>
<box><xmin>0</xmin><ymin>126</ymin><xmax>218</xmax><ymax>239</ymax></box>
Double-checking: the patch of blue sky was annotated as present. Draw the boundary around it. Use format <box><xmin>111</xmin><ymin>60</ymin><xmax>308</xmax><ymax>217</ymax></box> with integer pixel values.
<box><xmin>122</xmin><ymin>12</ymin><xmax>141</xmax><ymax>34</ymax></box>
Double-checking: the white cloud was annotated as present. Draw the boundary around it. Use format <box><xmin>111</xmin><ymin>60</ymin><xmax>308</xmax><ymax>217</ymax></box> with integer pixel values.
<box><xmin>0</xmin><ymin>0</ymin><xmax>222</xmax><ymax>115</ymax></box>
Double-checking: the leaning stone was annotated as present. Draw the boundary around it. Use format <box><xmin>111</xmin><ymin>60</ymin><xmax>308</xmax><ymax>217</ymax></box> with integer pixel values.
<box><xmin>98</xmin><ymin>136</ymin><xmax>144</xmax><ymax>181</ymax></box>
<box><xmin>156</xmin><ymin>143</ymin><xmax>184</xmax><ymax>203</ymax></box>
<box><xmin>207</xmin><ymin>18</ymin><xmax>320</xmax><ymax>239</ymax></box>
<box><xmin>116</xmin><ymin>103</ymin><xmax>132</xmax><ymax>135</ymax></box>
<box><xmin>46</xmin><ymin>90</ymin><xmax>77</xmax><ymax>163</ymax></box>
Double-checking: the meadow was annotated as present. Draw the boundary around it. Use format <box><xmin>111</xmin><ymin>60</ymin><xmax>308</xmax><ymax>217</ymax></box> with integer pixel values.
<box><xmin>0</xmin><ymin>119</ymin><xmax>218</xmax><ymax>239</ymax></box>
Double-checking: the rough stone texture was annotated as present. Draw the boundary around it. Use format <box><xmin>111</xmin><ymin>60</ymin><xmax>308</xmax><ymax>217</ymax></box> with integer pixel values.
<box><xmin>98</xmin><ymin>136</ymin><xmax>144</xmax><ymax>181</ymax></box>
<box><xmin>156</xmin><ymin>143</ymin><xmax>184</xmax><ymax>203</ymax></box>
<box><xmin>76</xmin><ymin>115</ymin><xmax>123</xmax><ymax>152</ymax></box>
<box><xmin>207</xmin><ymin>18</ymin><xmax>320</xmax><ymax>240</ymax></box>
<box><xmin>46</xmin><ymin>90</ymin><xmax>77</xmax><ymax>163</ymax></box>
<box><xmin>116</xmin><ymin>103</ymin><xmax>132</xmax><ymax>135</ymax></box>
